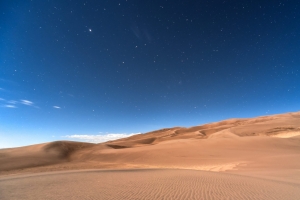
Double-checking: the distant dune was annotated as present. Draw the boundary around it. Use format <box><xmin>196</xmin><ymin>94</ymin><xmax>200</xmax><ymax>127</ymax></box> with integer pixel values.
<box><xmin>1</xmin><ymin>111</ymin><xmax>300</xmax><ymax>199</ymax></box>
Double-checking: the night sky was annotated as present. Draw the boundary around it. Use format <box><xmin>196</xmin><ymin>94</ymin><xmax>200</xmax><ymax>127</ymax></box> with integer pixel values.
<box><xmin>1</xmin><ymin>0</ymin><xmax>299</xmax><ymax>148</ymax></box>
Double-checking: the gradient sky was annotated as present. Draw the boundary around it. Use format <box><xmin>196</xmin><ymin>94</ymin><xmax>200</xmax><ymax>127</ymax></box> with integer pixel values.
<box><xmin>1</xmin><ymin>0</ymin><xmax>299</xmax><ymax>148</ymax></box>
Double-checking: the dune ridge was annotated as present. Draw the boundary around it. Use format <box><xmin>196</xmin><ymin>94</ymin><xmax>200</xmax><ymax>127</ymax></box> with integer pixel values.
<box><xmin>0</xmin><ymin>112</ymin><xmax>300</xmax><ymax>199</ymax></box>
<box><xmin>1</xmin><ymin>111</ymin><xmax>300</xmax><ymax>181</ymax></box>
<box><xmin>1</xmin><ymin>111</ymin><xmax>300</xmax><ymax>199</ymax></box>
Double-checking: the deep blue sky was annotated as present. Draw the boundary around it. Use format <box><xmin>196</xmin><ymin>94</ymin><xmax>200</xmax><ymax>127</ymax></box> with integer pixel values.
<box><xmin>1</xmin><ymin>0</ymin><xmax>299</xmax><ymax>148</ymax></box>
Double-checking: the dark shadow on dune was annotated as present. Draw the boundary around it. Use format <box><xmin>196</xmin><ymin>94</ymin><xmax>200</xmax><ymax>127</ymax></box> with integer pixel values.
<box><xmin>107</xmin><ymin>137</ymin><xmax>156</xmax><ymax>149</ymax></box>
<box><xmin>135</xmin><ymin>138</ymin><xmax>156</xmax><ymax>144</ymax></box>
<box><xmin>106</xmin><ymin>144</ymin><xmax>129</xmax><ymax>149</ymax></box>
<box><xmin>43</xmin><ymin>141</ymin><xmax>95</xmax><ymax>159</ymax></box>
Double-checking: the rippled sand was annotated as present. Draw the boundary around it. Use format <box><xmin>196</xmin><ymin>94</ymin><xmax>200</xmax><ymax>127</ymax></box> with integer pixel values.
<box><xmin>1</xmin><ymin>169</ymin><xmax>300</xmax><ymax>200</ymax></box>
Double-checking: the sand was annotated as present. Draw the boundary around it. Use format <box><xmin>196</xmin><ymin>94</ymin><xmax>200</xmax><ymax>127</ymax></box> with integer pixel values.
<box><xmin>1</xmin><ymin>169</ymin><xmax>300</xmax><ymax>200</ymax></box>
<box><xmin>1</xmin><ymin>111</ymin><xmax>300</xmax><ymax>199</ymax></box>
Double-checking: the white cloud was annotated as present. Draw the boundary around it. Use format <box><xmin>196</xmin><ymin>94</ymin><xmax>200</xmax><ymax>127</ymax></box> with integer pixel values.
<box><xmin>0</xmin><ymin>99</ymin><xmax>39</xmax><ymax>109</ymax></box>
<box><xmin>3</xmin><ymin>105</ymin><xmax>17</xmax><ymax>108</ymax></box>
<box><xmin>21</xmin><ymin>99</ymin><xmax>33</xmax><ymax>106</ymax></box>
<box><xmin>63</xmin><ymin>133</ymin><xmax>140</xmax><ymax>143</ymax></box>
<box><xmin>53</xmin><ymin>106</ymin><xmax>61</xmax><ymax>109</ymax></box>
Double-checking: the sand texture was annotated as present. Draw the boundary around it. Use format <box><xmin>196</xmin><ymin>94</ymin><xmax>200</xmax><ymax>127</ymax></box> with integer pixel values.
<box><xmin>1</xmin><ymin>111</ymin><xmax>300</xmax><ymax>199</ymax></box>
<box><xmin>1</xmin><ymin>169</ymin><xmax>300</xmax><ymax>200</ymax></box>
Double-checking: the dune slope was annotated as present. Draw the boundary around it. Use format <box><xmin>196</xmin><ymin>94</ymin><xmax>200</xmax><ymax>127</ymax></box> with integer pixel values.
<box><xmin>1</xmin><ymin>111</ymin><xmax>300</xmax><ymax>184</ymax></box>
<box><xmin>0</xmin><ymin>141</ymin><xmax>95</xmax><ymax>172</ymax></box>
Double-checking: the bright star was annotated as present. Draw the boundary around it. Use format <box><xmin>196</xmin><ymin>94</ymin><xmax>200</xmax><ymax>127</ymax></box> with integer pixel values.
<box><xmin>89</xmin><ymin>29</ymin><xmax>92</xmax><ymax>32</ymax></box>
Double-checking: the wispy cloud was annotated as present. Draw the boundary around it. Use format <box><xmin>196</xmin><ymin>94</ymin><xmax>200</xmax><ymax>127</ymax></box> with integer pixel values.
<box><xmin>63</xmin><ymin>133</ymin><xmax>140</xmax><ymax>143</ymax></box>
<box><xmin>0</xmin><ymin>99</ymin><xmax>39</xmax><ymax>109</ymax></box>
<box><xmin>53</xmin><ymin>106</ymin><xmax>61</xmax><ymax>109</ymax></box>
<box><xmin>20</xmin><ymin>99</ymin><xmax>34</xmax><ymax>106</ymax></box>
<box><xmin>3</xmin><ymin>105</ymin><xmax>17</xmax><ymax>108</ymax></box>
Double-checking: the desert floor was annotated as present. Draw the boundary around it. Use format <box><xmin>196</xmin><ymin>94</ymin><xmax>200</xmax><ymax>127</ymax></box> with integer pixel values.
<box><xmin>1</xmin><ymin>169</ymin><xmax>300</xmax><ymax>200</ymax></box>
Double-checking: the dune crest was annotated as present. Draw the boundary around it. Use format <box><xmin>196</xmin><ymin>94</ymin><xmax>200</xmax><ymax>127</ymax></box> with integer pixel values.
<box><xmin>1</xmin><ymin>111</ymin><xmax>300</xmax><ymax>185</ymax></box>
<box><xmin>208</xmin><ymin>129</ymin><xmax>239</xmax><ymax>139</ymax></box>
<box><xmin>1</xmin><ymin>111</ymin><xmax>300</xmax><ymax>200</ymax></box>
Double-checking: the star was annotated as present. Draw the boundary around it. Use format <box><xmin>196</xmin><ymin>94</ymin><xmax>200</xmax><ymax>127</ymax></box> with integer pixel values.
<box><xmin>89</xmin><ymin>28</ymin><xmax>92</xmax><ymax>32</ymax></box>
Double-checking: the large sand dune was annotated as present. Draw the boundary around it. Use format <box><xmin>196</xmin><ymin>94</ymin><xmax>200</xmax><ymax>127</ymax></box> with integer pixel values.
<box><xmin>1</xmin><ymin>111</ymin><xmax>300</xmax><ymax>199</ymax></box>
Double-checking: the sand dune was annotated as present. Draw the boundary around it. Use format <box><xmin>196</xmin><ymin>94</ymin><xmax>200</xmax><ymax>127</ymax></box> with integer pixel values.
<box><xmin>0</xmin><ymin>141</ymin><xmax>95</xmax><ymax>172</ymax></box>
<box><xmin>1</xmin><ymin>111</ymin><xmax>300</xmax><ymax>176</ymax></box>
<box><xmin>1</xmin><ymin>111</ymin><xmax>300</xmax><ymax>199</ymax></box>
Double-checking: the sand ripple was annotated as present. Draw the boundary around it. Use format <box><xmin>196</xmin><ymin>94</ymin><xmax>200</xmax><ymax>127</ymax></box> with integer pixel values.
<box><xmin>1</xmin><ymin>169</ymin><xmax>300</xmax><ymax>200</ymax></box>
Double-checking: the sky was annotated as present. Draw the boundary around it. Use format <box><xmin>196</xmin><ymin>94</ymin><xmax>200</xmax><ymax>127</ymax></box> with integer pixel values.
<box><xmin>1</xmin><ymin>0</ymin><xmax>299</xmax><ymax>148</ymax></box>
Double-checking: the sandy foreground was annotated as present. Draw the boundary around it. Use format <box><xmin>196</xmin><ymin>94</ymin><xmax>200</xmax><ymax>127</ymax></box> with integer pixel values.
<box><xmin>1</xmin><ymin>111</ymin><xmax>300</xmax><ymax>199</ymax></box>
<box><xmin>1</xmin><ymin>169</ymin><xmax>300</xmax><ymax>200</ymax></box>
